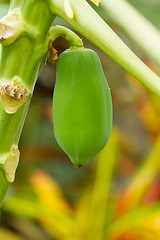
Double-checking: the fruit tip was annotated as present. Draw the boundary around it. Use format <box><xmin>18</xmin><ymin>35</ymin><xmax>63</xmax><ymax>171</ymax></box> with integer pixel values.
<box><xmin>74</xmin><ymin>164</ymin><xmax>82</xmax><ymax>168</ymax></box>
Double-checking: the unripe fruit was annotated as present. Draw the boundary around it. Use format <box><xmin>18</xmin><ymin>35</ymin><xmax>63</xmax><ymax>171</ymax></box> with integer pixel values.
<box><xmin>53</xmin><ymin>48</ymin><xmax>112</xmax><ymax>166</ymax></box>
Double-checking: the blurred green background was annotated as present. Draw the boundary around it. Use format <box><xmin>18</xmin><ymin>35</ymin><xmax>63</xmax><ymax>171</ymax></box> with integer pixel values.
<box><xmin>0</xmin><ymin>1</ymin><xmax>160</xmax><ymax>239</ymax></box>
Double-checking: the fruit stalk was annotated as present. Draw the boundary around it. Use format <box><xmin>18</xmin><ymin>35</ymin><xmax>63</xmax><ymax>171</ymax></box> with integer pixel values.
<box><xmin>47</xmin><ymin>25</ymin><xmax>83</xmax><ymax>48</ymax></box>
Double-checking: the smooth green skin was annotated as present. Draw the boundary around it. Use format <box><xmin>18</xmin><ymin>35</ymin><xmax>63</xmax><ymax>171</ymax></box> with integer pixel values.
<box><xmin>53</xmin><ymin>48</ymin><xmax>112</xmax><ymax>166</ymax></box>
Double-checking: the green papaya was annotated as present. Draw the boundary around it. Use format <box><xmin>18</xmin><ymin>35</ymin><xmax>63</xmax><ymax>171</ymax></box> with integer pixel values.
<box><xmin>53</xmin><ymin>47</ymin><xmax>112</xmax><ymax>166</ymax></box>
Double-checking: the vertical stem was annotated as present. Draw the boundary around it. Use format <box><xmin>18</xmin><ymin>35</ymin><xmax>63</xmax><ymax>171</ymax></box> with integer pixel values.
<box><xmin>0</xmin><ymin>98</ymin><xmax>29</xmax><ymax>153</ymax></box>
<box><xmin>0</xmin><ymin>0</ymin><xmax>55</xmax><ymax>204</ymax></box>
<box><xmin>0</xmin><ymin>168</ymin><xmax>10</xmax><ymax>206</ymax></box>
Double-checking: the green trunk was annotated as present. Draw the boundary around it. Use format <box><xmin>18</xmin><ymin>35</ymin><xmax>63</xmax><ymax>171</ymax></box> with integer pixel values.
<box><xmin>0</xmin><ymin>0</ymin><xmax>55</xmax><ymax>204</ymax></box>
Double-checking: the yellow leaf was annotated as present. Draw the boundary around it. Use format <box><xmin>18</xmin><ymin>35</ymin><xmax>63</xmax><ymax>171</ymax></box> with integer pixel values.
<box><xmin>0</xmin><ymin>228</ymin><xmax>22</xmax><ymax>240</ymax></box>
<box><xmin>30</xmin><ymin>170</ymin><xmax>76</xmax><ymax>239</ymax></box>
<box><xmin>30</xmin><ymin>170</ymin><xmax>72</xmax><ymax>214</ymax></box>
<box><xmin>117</xmin><ymin>137</ymin><xmax>160</xmax><ymax>215</ymax></box>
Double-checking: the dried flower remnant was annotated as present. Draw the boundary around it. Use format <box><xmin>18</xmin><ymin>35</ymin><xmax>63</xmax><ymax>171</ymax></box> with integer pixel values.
<box><xmin>0</xmin><ymin>145</ymin><xmax>20</xmax><ymax>183</ymax></box>
<box><xmin>0</xmin><ymin>81</ymin><xmax>29</xmax><ymax>114</ymax></box>
<box><xmin>48</xmin><ymin>40</ymin><xmax>58</xmax><ymax>63</ymax></box>
<box><xmin>0</xmin><ymin>23</ymin><xmax>15</xmax><ymax>44</ymax></box>
<box><xmin>0</xmin><ymin>9</ymin><xmax>23</xmax><ymax>45</ymax></box>
<box><xmin>90</xmin><ymin>0</ymin><xmax>100</xmax><ymax>6</ymax></box>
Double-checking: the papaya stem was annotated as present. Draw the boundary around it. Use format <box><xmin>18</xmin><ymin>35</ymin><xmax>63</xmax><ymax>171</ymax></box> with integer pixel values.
<box><xmin>47</xmin><ymin>0</ymin><xmax>160</xmax><ymax>96</ymax></box>
<box><xmin>0</xmin><ymin>168</ymin><xmax>10</xmax><ymax>206</ymax></box>
<box><xmin>0</xmin><ymin>0</ymin><xmax>55</xmax><ymax>204</ymax></box>
<box><xmin>100</xmin><ymin>0</ymin><xmax>160</xmax><ymax>66</ymax></box>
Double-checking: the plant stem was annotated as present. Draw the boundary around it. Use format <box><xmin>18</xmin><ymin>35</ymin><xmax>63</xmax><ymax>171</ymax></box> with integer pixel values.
<box><xmin>0</xmin><ymin>0</ymin><xmax>55</xmax><ymax>204</ymax></box>
<box><xmin>100</xmin><ymin>0</ymin><xmax>160</xmax><ymax>66</ymax></box>
<box><xmin>48</xmin><ymin>0</ymin><xmax>160</xmax><ymax>96</ymax></box>
<box><xmin>0</xmin><ymin>168</ymin><xmax>10</xmax><ymax>206</ymax></box>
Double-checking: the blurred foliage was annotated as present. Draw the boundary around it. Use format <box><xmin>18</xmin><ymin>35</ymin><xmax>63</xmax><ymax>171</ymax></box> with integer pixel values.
<box><xmin>2</xmin><ymin>126</ymin><xmax>160</xmax><ymax>240</ymax></box>
<box><xmin>128</xmin><ymin>0</ymin><xmax>160</xmax><ymax>29</ymax></box>
<box><xmin>0</xmin><ymin>1</ymin><xmax>160</xmax><ymax>240</ymax></box>
<box><xmin>89</xmin><ymin>0</ymin><xmax>160</xmax><ymax>29</ymax></box>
